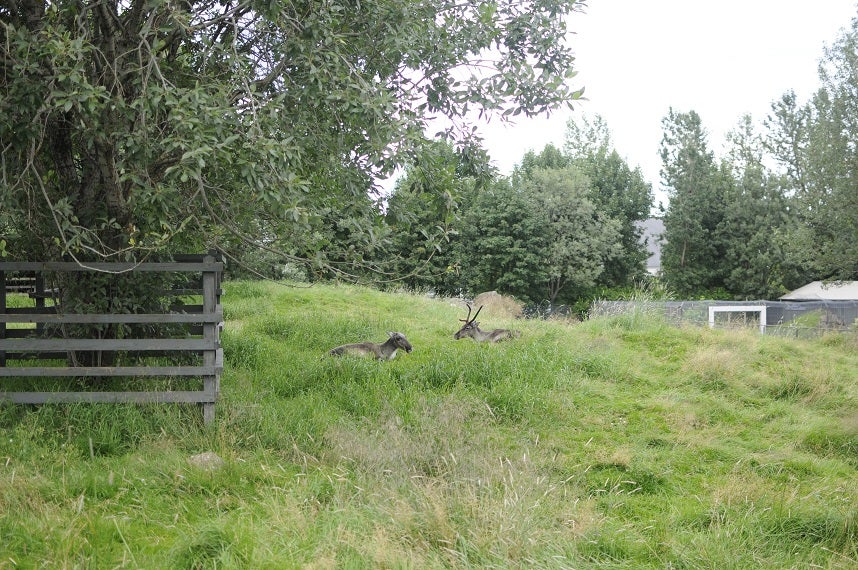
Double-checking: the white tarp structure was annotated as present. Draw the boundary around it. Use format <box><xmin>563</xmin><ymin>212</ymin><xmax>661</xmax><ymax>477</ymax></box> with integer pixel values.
<box><xmin>780</xmin><ymin>281</ymin><xmax>858</xmax><ymax>301</ymax></box>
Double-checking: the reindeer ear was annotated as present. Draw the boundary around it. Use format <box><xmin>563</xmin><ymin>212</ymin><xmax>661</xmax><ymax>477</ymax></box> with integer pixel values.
<box><xmin>387</xmin><ymin>331</ymin><xmax>395</xmax><ymax>337</ymax></box>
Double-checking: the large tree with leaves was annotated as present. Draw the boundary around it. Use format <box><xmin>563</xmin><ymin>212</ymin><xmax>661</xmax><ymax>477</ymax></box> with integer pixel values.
<box><xmin>0</xmin><ymin>0</ymin><xmax>585</xmax><ymax>275</ymax></box>
<box><xmin>519</xmin><ymin>167</ymin><xmax>622</xmax><ymax>303</ymax></box>
<box><xmin>455</xmin><ymin>179</ymin><xmax>550</xmax><ymax>302</ymax></box>
<box><xmin>382</xmin><ymin>140</ymin><xmax>491</xmax><ymax>292</ymax></box>
<box><xmin>563</xmin><ymin>115</ymin><xmax>652</xmax><ymax>286</ymax></box>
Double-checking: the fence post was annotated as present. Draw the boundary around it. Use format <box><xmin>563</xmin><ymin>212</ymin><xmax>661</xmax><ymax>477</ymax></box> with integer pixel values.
<box><xmin>0</xmin><ymin>270</ymin><xmax>5</xmax><ymax>367</ymax></box>
<box><xmin>202</xmin><ymin>254</ymin><xmax>218</xmax><ymax>425</ymax></box>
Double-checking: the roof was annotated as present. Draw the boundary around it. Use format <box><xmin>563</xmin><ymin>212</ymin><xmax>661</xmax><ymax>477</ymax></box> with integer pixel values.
<box><xmin>779</xmin><ymin>281</ymin><xmax>858</xmax><ymax>301</ymax></box>
<box><xmin>636</xmin><ymin>218</ymin><xmax>665</xmax><ymax>274</ymax></box>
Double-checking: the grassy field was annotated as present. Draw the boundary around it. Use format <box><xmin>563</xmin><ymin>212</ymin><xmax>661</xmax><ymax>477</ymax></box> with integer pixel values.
<box><xmin>1</xmin><ymin>281</ymin><xmax>856</xmax><ymax>569</ymax></box>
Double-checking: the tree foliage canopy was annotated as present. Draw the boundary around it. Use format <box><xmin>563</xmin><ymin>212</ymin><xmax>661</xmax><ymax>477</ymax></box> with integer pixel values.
<box><xmin>0</xmin><ymin>0</ymin><xmax>585</xmax><ymax>271</ymax></box>
<box><xmin>659</xmin><ymin>108</ymin><xmax>725</xmax><ymax>295</ymax></box>
<box><xmin>520</xmin><ymin>167</ymin><xmax>622</xmax><ymax>303</ymax></box>
<box><xmin>658</xmin><ymin>13</ymin><xmax>858</xmax><ymax>298</ymax></box>
<box><xmin>717</xmin><ymin>116</ymin><xmax>796</xmax><ymax>299</ymax></box>
<box><xmin>563</xmin><ymin>116</ymin><xmax>651</xmax><ymax>286</ymax></box>
<box><xmin>382</xmin><ymin>116</ymin><xmax>652</xmax><ymax>306</ymax></box>
<box><xmin>763</xmin><ymin>14</ymin><xmax>858</xmax><ymax>281</ymax></box>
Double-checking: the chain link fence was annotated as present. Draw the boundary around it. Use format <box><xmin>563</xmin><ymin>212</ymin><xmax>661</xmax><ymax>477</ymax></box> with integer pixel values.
<box><xmin>590</xmin><ymin>299</ymin><xmax>858</xmax><ymax>339</ymax></box>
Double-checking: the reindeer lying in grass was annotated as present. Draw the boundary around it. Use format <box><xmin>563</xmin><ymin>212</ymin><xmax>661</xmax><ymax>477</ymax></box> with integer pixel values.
<box><xmin>454</xmin><ymin>304</ymin><xmax>520</xmax><ymax>343</ymax></box>
<box><xmin>329</xmin><ymin>331</ymin><xmax>413</xmax><ymax>361</ymax></box>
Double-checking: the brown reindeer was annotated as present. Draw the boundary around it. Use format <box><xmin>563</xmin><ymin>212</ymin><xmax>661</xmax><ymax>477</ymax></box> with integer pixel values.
<box><xmin>454</xmin><ymin>304</ymin><xmax>520</xmax><ymax>342</ymax></box>
<box><xmin>329</xmin><ymin>331</ymin><xmax>413</xmax><ymax>361</ymax></box>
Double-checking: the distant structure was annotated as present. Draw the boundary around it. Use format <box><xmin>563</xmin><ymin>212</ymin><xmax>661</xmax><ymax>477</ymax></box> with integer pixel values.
<box><xmin>780</xmin><ymin>281</ymin><xmax>858</xmax><ymax>301</ymax></box>
<box><xmin>637</xmin><ymin>218</ymin><xmax>665</xmax><ymax>275</ymax></box>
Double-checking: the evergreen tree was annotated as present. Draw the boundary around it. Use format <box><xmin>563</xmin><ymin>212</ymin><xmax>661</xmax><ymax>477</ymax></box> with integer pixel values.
<box><xmin>766</xmin><ymin>17</ymin><xmax>858</xmax><ymax>281</ymax></box>
<box><xmin>659</xmin><ymin>109</ymin><xmax>726</xmax><ymax>296</ymax></box>
<box><xmin>719</xmin><ymin>116</ymin><xmax>796</xmax><ymax>299</ymax></box>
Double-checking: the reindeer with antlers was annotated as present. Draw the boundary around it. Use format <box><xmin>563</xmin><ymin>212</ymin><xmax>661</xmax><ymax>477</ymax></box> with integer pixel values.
<box><xmin>454</xmin><ymin>304</ymin><xmax>520</xmax><ymax>343</ymax></box>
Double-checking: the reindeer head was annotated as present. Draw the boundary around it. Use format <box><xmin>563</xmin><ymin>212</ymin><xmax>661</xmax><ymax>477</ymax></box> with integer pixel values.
<box><xmin>453</xmin><ymin>304</ymin><xmax>483</xmax><ymax>340</ymax></box>
<box><xmin>387</xmin><ymin>331</ymin><xmax>413</xmax><ymax>353</ymax></box>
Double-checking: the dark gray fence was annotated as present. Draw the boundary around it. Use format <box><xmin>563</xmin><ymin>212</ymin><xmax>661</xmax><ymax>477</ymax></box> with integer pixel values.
<box><xmin>0</xmin><ymin>255</ymin><xmax>223</xmax><ymax>423</ymax></box>
<box><xmin>590</xmin><ymin>299</ymin><xmax>858</xmax><ymax>338</ymax></box>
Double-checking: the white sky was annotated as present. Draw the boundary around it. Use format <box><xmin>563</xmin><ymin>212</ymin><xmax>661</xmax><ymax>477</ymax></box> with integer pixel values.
<box><xmin>476</xmin><ymin>0</ymin><xmax>857</xmax><ymax>208</ymax></box>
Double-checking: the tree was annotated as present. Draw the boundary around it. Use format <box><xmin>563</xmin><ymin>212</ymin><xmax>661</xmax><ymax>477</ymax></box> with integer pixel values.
<box><xmin>472</xmin><ymin>142</ymin><xmax>627</xmax><ymax>304</ymax></box>
<box><xmin>383</xmin><ymin>140</ymin><xmax>486</xmax><ymax>292</ymax></box>
<box><xmin>659</xmin><ymin>108</ymin><xmax>726</xmax><ymax>295</ymax></box>
<box><xmin>719</xmin><ymin>116</ymin><xmax>796</xmax><ymax>299</ymax></box>
<box><xmin>521</xmin><ymin>167</ymin><xmax>622</xmax><ymax>303</ymax></box>
<box><xmin>0</xmin><ymin>0</ymin><xmax>585</xmax><ymax>274</ymax></box>
<box><xmin>455</xmin><ymin>180</ymin><xmax>549</xmax><ymax>302</ymax></box>
<box><xmin>563</xmin><ymin>115</ymin><xmax>652</xmax><ymax>286</ymax></box>
<box><xmin>511</xmin><ymin>128</ymin><xmax>651</xmax><ymax>298</ymax></box>
<box><xmin>765</xmin><ymin>16</ymin><xmax>858</xmax><ymax>281</ymax></box>
<box><xmin>563</xmin><ymin>113</ymin><xmax>613</xmax><ymax>158</ymax></box>
<box><xmin>512</xmin><ymin>144</ymin><xmax>571</xmax><ymax>182</ymax></box>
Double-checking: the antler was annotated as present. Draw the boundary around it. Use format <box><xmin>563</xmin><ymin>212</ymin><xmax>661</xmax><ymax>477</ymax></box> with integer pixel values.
<box><xmin>471</xmin><ymin>305</ymin><xmax>483</xmax><ymax>323</ymax></box>
<box><xmin>460</xmin><ymin>303</ymin><xmax>484</xmax><ymax>324</ymax></box>
<box><xmin>460</xmin><ymin>303</ymin><xmax>472</xmax><ymax>323</ymax></box>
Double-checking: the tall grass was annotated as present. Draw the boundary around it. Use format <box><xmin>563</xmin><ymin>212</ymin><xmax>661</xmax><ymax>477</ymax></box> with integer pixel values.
<box><xmin>1</xmin><ymin>281</ymin><xmax>856</xmax><ymax>568</ymax></box>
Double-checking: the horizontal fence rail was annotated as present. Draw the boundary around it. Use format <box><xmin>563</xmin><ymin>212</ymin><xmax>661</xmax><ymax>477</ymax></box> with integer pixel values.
<box><xmin>0</xmin><ymin>262</ymin><xmax>220</xmax><ymax>272</ymax></box>
<box><xmin>0</xmin><ymin>254</ymin><xmax>224</xmax><ymax>423</ymax></box>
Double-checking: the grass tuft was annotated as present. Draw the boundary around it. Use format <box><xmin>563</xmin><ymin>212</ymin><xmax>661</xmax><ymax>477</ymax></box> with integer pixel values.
<box><xmin>170</xmin><ymin>525</ymin><xmax>250</xmax><ymax>569</ymax></box>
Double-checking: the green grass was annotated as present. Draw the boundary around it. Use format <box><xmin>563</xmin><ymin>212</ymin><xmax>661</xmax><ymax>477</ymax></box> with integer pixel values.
<box><xmin>2</xmin><ymin>281</ymin><xmax>857</xmax><ymax>568</ymax></box>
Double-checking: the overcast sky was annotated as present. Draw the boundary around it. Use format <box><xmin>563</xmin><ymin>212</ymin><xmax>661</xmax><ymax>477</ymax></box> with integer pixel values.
<box><xmin>476</xmin><ymin>0</ymin><xmax>857</xmax><ymax>208</ymax></box>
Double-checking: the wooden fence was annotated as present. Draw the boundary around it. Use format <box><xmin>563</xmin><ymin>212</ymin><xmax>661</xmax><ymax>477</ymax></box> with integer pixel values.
<box><xmin>0</xmin><ymin>255</ymin><xmax>224</xmax><ymax>423</ymax></box>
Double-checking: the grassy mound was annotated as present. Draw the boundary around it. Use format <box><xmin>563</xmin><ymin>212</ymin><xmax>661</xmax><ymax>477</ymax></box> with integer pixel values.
<box><xmin>1</xmin><ymin>281</ymin><xmax>856</xmax><ymax>568</ymax></box>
